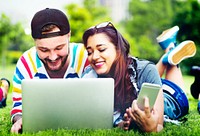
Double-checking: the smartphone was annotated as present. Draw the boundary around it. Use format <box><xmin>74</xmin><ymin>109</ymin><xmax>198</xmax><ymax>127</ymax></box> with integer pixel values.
<box><xmin>133</xmin><ymin>82</ymin><xmax>161</xmax><ymax>110</ymax></box>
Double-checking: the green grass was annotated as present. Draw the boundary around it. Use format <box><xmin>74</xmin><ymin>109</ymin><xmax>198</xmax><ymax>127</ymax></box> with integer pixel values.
<box><xmin>0</xmin><ymin>65</ymin><xmax>200</xmax><ymax>136</ymax></box>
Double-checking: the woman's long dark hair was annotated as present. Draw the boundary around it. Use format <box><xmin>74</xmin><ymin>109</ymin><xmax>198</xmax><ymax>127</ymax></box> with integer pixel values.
<box><xmin>82</xmin><ymin>26</ymin><xmax>137</xmax><ymax>113</ymax></box>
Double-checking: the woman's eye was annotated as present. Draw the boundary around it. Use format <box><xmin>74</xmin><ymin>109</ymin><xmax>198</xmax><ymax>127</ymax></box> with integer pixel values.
<box><xmin>99</xmin><ymin>48</ymin><xmax>106</xmax><ymax>52</ymax></box>
<box><xmin>87</xmin><ymin>50</ymin><xmax>93</xmax><ymax>56</ymax></box>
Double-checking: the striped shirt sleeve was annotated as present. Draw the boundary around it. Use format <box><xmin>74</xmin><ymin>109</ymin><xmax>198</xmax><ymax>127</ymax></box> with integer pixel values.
<box><xmin>11</xmin><ymin>47</ymin><xmax>37</xmax><ymax>120</ymax></box>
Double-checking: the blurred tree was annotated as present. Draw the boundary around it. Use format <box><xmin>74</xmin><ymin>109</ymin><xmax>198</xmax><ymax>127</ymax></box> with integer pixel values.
<box><xmin>0</xmin><ymin>13</ymin><xmax>34</xmax><ymax>66</ymax></box>
<box><xmin>123</xmin><ymin>0</ymin><xmax>176</xmax><ymax>62</ymax></box>
<box><xmin>172</xmin><ymin>0</ymin><xmax>200</xmax><ymax>71</ymax></box>
<box><xmin>64</xmin><ymin>4</ymin><xmax>91</xmax><ymax>42</ymax></box>
<box><xmin>0</xmin><ymin>14</ymin><xmax>12</xmax><ymax>54</ymax></box>
<box><xmin>173</xmin><ymin>0</ymin><xmax>200</xmax><ymax>45</ymax></box>
<box><xmin>83</xmin><ymin>0</ymin><xmax>110</xmax><ymax>22</ymax></box>
<box><xmin>64</xmin><ymin>0</ymin><xmax>111</xmax><ymax>42</ymax></box>
<box><xmin>124</xmin><ymin>0</ymin><xmax>200</xmax><ymax>71</ymax></box>
<box><xmin>126</xmin><ymin>0</ymin><xmax>175</xmax><ymax>43</ymax></box>
<box><xmin>0</xmin><ymin>14</ymin><xmax>10</xmax><ymax>67</ymax></box>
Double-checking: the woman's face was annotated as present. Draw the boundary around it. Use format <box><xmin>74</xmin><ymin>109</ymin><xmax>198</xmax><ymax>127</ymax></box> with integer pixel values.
<box><xmin>86</xmin><ymin>33</ymin><xmax>117</xmax><ymax>75</ymax></box>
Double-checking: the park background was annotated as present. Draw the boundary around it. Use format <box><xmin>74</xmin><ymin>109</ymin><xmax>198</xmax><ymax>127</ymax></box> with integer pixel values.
<box><xmin>0</xmin><ymin>0</ymin><xmax>200</xmax><ymax>135</ymax></box>
<box><xmin>1</xmin><ymin>0</ymin><xmax>200</xmax><ymax>75</ymax></box>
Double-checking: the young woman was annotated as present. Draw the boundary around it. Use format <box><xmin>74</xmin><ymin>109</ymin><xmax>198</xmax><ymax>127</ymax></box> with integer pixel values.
<box><xmin>82</xmin><ymin>22</ymin><xmax>196</xmax><ymax>132</ymax></box>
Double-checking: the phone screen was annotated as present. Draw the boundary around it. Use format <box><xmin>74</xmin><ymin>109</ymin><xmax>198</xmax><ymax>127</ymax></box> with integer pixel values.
<box><xmin>134</xmin><ymin>83</ymin><xmax>161</xmax><ymax>110</ymax></box>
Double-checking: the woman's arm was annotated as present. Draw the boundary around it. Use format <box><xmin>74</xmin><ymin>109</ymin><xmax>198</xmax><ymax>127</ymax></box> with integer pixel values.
<box><xmin>127</xmin><ymin>62</ymin><xmax>164</xmax><ymax>132</ymax></box>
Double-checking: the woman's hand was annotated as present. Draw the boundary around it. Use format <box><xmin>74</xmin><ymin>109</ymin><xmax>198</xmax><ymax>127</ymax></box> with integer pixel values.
<box><xmin>127</xmin><ymin>97</ymin><xmax>161</xmax><ymax>132</ymax></box>
<box><xmin>118</xmin><ymin>112</ymin><xmax>131</xmax><ymax>130</ymax></box>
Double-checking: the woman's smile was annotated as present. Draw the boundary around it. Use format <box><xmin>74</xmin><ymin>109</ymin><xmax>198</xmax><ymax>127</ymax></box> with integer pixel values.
<box><xmin>94</xmin><ymin>61</ymin><xmax>104</xmax><ymax>68</ymax></box>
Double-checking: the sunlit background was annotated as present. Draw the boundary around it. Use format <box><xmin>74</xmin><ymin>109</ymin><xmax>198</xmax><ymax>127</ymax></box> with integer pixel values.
<box><xmin>0</xmin><ymin>0</ymin><xmax>200</xmax><ymax>75</ymax></box>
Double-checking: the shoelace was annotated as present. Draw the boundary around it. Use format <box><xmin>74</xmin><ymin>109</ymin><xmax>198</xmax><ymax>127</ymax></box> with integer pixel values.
<box><xmin>164</xmin><ymin>115</ymin><xmax>187</xmax><ymax>125</ymax></box>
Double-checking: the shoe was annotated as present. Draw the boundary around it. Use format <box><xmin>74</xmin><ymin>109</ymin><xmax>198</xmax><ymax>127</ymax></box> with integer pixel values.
<box><xmin>0</xmin><ymin>78</ymin><xmax>10</xmax><ymax>98</ymax></box>
<box><xmin>190</xmin><ymin>66</ymin><xmax>200</xmax><ymax>99</ymax></box>
<box><xmin>0</xmin><ymin>78</ymin><xmax>10</xmax><ymax>108</ymax></box>
<box><xmin>1</xmin><ymin>78</ymin><xmax>10</xmax><ymax>87</ymax></box>
<box><xmin>157</xmin><ymin>26</ymin><xmax>179</xmax><ymax>50</ymax></box>
<box><xmin>190</xmin><ymin>66</ymin><xmax>200</xmax><ymax>76</ymax></box>
<box><xmin>190</xmin><ymin>79</ymin><xmax>200</xmax><ymax>99</ymax></box>
<box><xmin>162</xmin><ymin>40</ymin><xmax>196</xmax><ymax>65</ymax></box>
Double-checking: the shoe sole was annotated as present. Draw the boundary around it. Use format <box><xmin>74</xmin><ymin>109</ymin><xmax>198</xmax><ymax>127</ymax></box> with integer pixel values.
<box><xmin>156</xmin><ymin>26</ymin><xmax>179</xmax><ymax>42</ymax></box>
<box><xmin>169</xmin><ymin>41</ymin><xmax>196</xmax><ymax>65</ymax></box>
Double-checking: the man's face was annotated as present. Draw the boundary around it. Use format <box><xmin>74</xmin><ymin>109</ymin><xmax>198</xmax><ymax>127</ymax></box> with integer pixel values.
<box><xmin>35</xmin><ymin>31</ymin><xmax>70</xmax><ymax>72</ymax></box>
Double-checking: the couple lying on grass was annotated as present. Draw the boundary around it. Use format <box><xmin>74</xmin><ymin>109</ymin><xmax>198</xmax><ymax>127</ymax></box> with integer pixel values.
<box><xmin>10</xmin><ymin>8</ymin><xmax>196</xmax><ymax>134</ymax></box>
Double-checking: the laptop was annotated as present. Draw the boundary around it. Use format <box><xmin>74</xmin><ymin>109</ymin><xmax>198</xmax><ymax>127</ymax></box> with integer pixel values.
<box><xmin>22</xmin><ymin>78</ymin><xmax>114</xmax><ymax>133</ymax></box>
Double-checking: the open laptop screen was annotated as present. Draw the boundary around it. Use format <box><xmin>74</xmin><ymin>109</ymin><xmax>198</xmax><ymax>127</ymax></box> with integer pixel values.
<box><xmin>22</xmin><ymin>78</ymin><xmax>114</xmax><ymax>132</ymax></box>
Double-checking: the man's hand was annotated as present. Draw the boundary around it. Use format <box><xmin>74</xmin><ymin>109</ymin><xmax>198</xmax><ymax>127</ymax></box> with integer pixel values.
<box><xmin>11</xmin><ymin>116</ymin><xmax>22</xmax><ymax>133</ymax></box>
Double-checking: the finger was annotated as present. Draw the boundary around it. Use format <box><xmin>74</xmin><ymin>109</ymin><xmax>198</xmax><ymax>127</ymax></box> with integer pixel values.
<box><xmin>11</xmin><ymin>124</ymin><xmax>20</xmax><ymax>134</ymax></box>
<box><xmin>131</xmin><ymin>100</ymin><xmax>138</xmax><ymax>111</ymax></box>
<box><xmin>11</xmin><ymin>126</ymin><xmax>16</xmax><ymax>133</ymax></box>
<box><xmin>123</xmin><ymin>121</ymin><xmax>130</xmax><ymax>130</ymax></box>
<box><xmin>123</xmin><ymin>113</ymin><xmax>129</xmax><ymax>121</ymax></box>
<box><xmin>124</xmin><ymin>126</ymin><xmax>129</xmax><ymax>131</ymax></box>
<box><xmin>10</xmin><ymin>119</ymin><xmax>22</xmax><ymax>134</ymax></box>
<box><xmin>143</xmin><ymin>97</ymin><xmax>151</xmax><ymax>118</ymax></box>
<box><xmin>132</xmin><ymin>101</ymin><xmax>143</xmax><ymax>118</ymax></box>
<box><xmin>123</xmin><ymin>114</ymin><xmax>131</xmax><ymax>131</ymax></box>
<box><xmin>127</xmin><ymin>107</ymin><xmax>136</xmax><ymax>121</ymax></box>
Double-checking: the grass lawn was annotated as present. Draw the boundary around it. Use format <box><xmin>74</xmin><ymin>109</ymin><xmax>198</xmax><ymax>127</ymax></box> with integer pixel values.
<box><xmin>0</xmin><ymin>65</ymin><xmax>200</xmax><ymax>136</ymax></box>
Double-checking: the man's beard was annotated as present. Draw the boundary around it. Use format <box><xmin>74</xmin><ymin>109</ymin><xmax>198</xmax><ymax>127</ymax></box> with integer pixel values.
<box><xmin>42</xmin><ymin>55</ymin><xmax>68</xmax><ymax>72</ymax></box>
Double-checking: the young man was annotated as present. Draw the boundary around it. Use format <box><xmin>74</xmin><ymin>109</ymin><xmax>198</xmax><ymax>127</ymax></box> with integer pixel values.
<box><xmin>10</xmin><ymin>8</ymin><xmax>89</xmax><ymax>133</ymax></box>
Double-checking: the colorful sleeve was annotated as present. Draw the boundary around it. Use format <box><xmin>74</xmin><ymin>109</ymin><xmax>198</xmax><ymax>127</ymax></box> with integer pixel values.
<box><xmin>11</xmin><ymin>59</ymin><xmax>24</xmax><ymax>121</ymax></box>
<box><xmin>70</xmin><ymin>43</ymin><xmax>89</xmax><ymax>77</ymax></box>
<box><xmin>10</xmin><ymin>49</ymin><xmax>36</xmax><ymax>121</ymax></box>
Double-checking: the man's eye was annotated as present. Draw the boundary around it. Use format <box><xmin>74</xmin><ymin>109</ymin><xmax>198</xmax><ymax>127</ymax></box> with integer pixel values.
<box><xmin>40</xmin><ymin>49</ymin><xmax>48</xmax><ymax>52</ymax></box>
<box><xmin>56</xmin><ymin>47</ymin><xmax>62</xmax><ymax>50</ymax></box>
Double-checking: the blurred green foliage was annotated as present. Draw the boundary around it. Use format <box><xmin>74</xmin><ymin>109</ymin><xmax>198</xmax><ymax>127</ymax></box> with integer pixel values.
<box><xmin>124</xmin><ymin>0</ymin><xmax>175</xmax><ymax>62</ymax></box>
<box><xmin>6</xmin><ymin>51</ymin><xmax>22</xmax><ymax>64</ymax></box>
<box><xmin>0</xmin><ymin>13</ymin><xmax>34</xmax><ymax>67</ymax></box>
<box><xmin>65</xmin><ymin>0</ymin><xmax>111</xmax><ymax>43</ymax></box>
<box><xmin>124</xmin><ymin>0</ymin><xmax>200</xmax><ymax>73</ymax></box>
<box><xmin>0</xmin><ymin>0</ymin><xmax>200</xmax><ymax>74</ymax></box>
